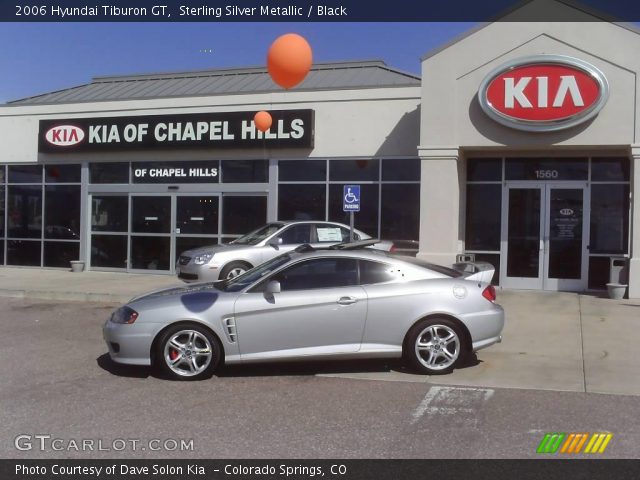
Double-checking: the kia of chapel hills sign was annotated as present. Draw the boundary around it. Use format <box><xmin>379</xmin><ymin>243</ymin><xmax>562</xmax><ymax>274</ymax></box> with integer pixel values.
<box><xmin>477</xmin><ymin>55</ymin><xmax>609</xmax><ymax>132</ymax></box>
<box><xmin>38</xmin><ymin>109</ymin><xmax>314</xmax><ymax>152</ymax></box>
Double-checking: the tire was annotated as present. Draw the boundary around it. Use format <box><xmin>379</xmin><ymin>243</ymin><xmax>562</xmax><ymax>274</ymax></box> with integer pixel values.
<box><xmin>220</xmin><ymin>261</ymin><xmax>252</xmax><ymax>280</ymax></box>
<box><xmin>155</xmin><ymin>323</ymin><xmax>222</xmax><ymax>381</ymax></box>
<box><xmin>404</xmin><ymin>317</ymin><xmax>467</xmax><ymax>375</ymax></box>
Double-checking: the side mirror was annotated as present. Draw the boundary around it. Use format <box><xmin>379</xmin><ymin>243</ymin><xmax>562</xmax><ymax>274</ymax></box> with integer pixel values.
<box><xmin>264</xmin><ymin>280</ymin><xmax>281</xmax><ymax>297</ymax></box>
<box><xmin>268</xmin><ymin>237</ymin><xmax>283</xmax><ymax>248</ymax></box>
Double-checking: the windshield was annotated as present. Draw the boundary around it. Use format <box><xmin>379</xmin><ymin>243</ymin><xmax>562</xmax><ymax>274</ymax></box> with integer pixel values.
<box><xmin>230</xmin><ymin>223</ymin><xmax>283</xmax><ymax>246</ymax></box>
<box><xmin>215</xmin><ymin>253</ymin><xmax>293</xmax><ymax>292</ymax></box>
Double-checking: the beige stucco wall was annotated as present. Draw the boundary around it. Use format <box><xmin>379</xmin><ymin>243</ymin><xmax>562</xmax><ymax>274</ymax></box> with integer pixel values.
<box><xmin>0</xmin><ymin>86</ymin><xmax>421</xmax><ymax>163</ymax></box>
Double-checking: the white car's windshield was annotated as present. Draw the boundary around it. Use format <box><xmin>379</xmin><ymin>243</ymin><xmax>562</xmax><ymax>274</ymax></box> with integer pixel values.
<box><xmin>215</xmin><ymin>253</ymin><xmax>292</xmax><ymax>292</ymax></box>
<box><xmin>230</xmin><ymin>223</ymin><xmax>283</xmax><ymax>246</ymax></box>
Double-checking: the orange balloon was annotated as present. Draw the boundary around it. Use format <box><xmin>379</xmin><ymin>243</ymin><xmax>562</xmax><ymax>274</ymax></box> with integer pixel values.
<box><xmin>254</xmin><ymin>111</ymin><xmax>272</xmax><ymax>132</ymax></box>
<box><xmin>267</xmin><ymin>33</ymin><xmax>313</xmax><ymax>89</ymax></box>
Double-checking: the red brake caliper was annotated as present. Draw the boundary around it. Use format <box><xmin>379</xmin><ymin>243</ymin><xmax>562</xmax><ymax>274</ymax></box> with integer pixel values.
<box><xmin>169</xmin><ymin>349</ymin><xmax>179</xmax><ymax>360</ymax></box>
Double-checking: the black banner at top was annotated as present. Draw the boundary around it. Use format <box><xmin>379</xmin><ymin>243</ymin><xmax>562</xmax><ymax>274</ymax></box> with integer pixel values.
<box><xmin>4</xmin><ymin>0</ymin><xmax>640</xmax><ymax>22</ymax></box>
<box><xmin>38</xmin><ymin>109</ymin><xmax>314</xmax><ymax>153</ymax></box>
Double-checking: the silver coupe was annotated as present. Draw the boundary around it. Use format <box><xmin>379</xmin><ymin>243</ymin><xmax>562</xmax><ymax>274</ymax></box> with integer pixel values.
<box><xmin>103</xmin><ymin>240</ymin><xmax>504</xmax><ymax>380</ymax></box>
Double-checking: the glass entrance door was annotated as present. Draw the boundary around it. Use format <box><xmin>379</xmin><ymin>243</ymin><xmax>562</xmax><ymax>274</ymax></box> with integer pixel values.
<box><xmin>501</xmin><ymin>183</ymin><xmax>588</xmax><ymax>291</ymax></box>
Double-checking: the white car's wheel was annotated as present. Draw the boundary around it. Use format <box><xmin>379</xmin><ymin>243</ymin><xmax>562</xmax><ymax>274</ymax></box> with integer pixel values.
<box><xmin>156</xmin><ymin>324</ymin><xmax>221</xmax><ymax>380</ymax></box>
<box><xmin>405</xmin><ymin>318</ymin><xmax>467</xmax><ymax>374</ymax></box>
<box><xmin>220</xmin><ymin>261</ymin><xmax>251</xmax><ymax>280</ymax></box>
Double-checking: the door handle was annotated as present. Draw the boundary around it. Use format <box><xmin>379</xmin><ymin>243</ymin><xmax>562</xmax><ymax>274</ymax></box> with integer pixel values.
<box><xmin>337</xmin><ymin>296</ymin><xmax>357</xmax><ymax>306</ymax></box>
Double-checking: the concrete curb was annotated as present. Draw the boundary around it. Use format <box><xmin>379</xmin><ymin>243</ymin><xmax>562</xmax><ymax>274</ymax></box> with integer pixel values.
<box><xmin>0</xmin><ymin>289</ymin><xmax>128</xmax><ymax>304</ymax></box>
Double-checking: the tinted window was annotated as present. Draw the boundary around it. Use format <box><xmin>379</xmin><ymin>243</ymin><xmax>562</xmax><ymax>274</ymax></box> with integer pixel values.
<box><xmin>382</xmin><ymin>159</ymin><xmax>420</xmax><ymax>181</ymax></box>
<box><xmin>90</xmin><ymin>163</ymin><xmax>129</xmax><ymax>184</ymax></box>
<box><xmin>278</xmin><ymin>184</ymin><xmax>325</xmax><ymax>221</ymax></box>
<box><xmin>132</xmin><ymin>196</ymin><xmax>171</xmax><ymax>233</ymax></box>
<box><xmin>92</xmin><ymin>196</ymin><xmax>128</xmax><ymax>232</ymax></box>
<box><xmin>381</xmin><ymin>184</ymin><xmax>419</xmax><ymax>240</ymax></box>
<box><xmin>505</xmin><ymin>158</ymin><xmax>588</xmax><ymax>181</ymax></box>
<box><xmin>8</xmin><ymin>185</ymin><xmax>42</xmax><ymax>238</ymax></box>
<box><xmin>91</xmin><ymin>235</ymin><xmax>127</xmax><ymax>268</ymax></box>
<box><xmin>273</xmin><ymin>258</ymin><xmax>358</xmax><ymax>291</ymax></box>
<box><xmin>45</xmin><ymin>185</ymin><xmax>81</xmax><ymax>239</ymax></box>
<box><xmin>8</xmin><ymin>165</ymin><xmax>42</xmax><ymax>183</ymax></box>
<box><xmin>359</xmin><ymin>260</ymin><xmax>398</xmax><ymax>284</ymax></box>
<box><xmin>279</xmin><ymin>160</ymin><xmax>326</xmax><ymax>181</ymax></box>
<box><xmin>465</xmin><ymin>184</ymin><xmax>501</xmax><ymax>251</ymax></box>
<box><xmin>44</xmin><ymin>241</ymin><xmax>79</xmax><ymax>267</ymax></box>
<box><xmin>467</xmin><ymin>158</ymin><xmax>501</xmax><ymax>181</ymax></box>
<box><xmin>590</xmin><ymin>184</ymin><xmax>629</xmax><ymax>254</ymax></box>
<box><xmin>221</xmin><ymin>160</ymin><xmax>268</xmax><ymax>183</ymax></box>
<box><xmin>329</xmin><ymin>159</ymin><xmax>379</xmax><ymax>181</ymax></box>
<box><xmin>45</xmin><ymin>164</ymin><xmax>80</xmax><ymax>183</ymax></box>
<box><xmin>591</xmin><ymin>157</ymin><xmax>630</xmax><ymax>181</ymax></box>
<box><xmin>222</xmin><ymin>196</ymin><xmax>267</xmax><ymax>235</ymax></box>
<box><xmin>279</xmin><ymin>224</ymin><xmax>311</xmax><ymax>244</ymax></box>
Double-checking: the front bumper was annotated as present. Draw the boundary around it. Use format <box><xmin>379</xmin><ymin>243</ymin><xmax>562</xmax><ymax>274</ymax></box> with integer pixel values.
<box><xmin>176</xmin><ymin>263</ymin><xmax>220</xmax><ymax>283</ymax></box>
<box><xmin>102</xmin><ymin>319</ymin><xmax>161</xmax><ymax>366</ymax></box>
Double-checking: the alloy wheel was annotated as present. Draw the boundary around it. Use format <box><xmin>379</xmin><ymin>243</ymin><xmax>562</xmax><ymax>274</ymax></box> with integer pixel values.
<box><xmin>163</xmin><ymin>330</ymin><xmax>213</xmax><ymax>377</ymax></box>
<box><xmin>414</xmin><ymin>324</ymin><xmax>460</xmax><ymax>371</ymax></box>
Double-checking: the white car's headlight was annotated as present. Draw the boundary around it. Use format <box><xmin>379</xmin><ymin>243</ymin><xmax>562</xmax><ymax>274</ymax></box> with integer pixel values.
<box><xmin>194</xmin><ymin>253</ymin><xmax>214</xmax><ymax>265</ymax></box>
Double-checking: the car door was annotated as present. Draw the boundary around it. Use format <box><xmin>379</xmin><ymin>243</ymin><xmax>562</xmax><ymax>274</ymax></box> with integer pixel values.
<box><xmin>233</xmin><ymin>257</ymin><xmax>367</xmax><ymax>360</ymax></box>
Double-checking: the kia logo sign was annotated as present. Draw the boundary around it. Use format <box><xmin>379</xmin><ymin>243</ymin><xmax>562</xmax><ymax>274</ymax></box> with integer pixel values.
<box><xmin>478</xmin><ymin>55</ymin><xmax>609</xmax><ymax>132</ymax></box>
<box><xmin>45</xmin><ymin>125</ymin><xmax>85</xmax><ymax>146</ymax></box>
<box><xmin>560</xmin><ymin>208</ymin><xmax>574</xmax><ymax>216</ymax></box>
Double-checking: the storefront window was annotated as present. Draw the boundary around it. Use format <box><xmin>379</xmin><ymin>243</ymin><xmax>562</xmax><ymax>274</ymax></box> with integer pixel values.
<box><xmin>589</xmin><ymin>184</ymin><xmax>629</xmax><ymax>254</ymax></box>
<box><xmin>92</xmin><ymin>196</ymin><xmax>128</xmax><ymax>232</ymax></box>
<box><xmin>176</xmin><ymin>196</ymin><xmax>219</xmax><ymax>234</ymax></box>
<box><xmin>279</xmin><ymin>160</ymin><xmax>326</xmax><ymax>181</ymax></box>
<box><xmin>131</xmin><ymin>196</ymin><xmax>171</xmax><ymax>233</ymax></box>
<box><xmin>278</xmin><ymin>184</ymin><xmax>326</xmax><ymax>221</ymax></box>
<box><xmin>467</xmin><ymin>158</ymin><xmax>501</xmax><ymax>182</ymax></box>
<box><xmin>130</xmin><ymin>236</ymin><xmax>171</xmax><ymax>270</ymax></box>
<box><xmin>44</xmin><ymin>186</ymin><xmax>81</xmax><ymax>239</ymax></box>
<box><xmin>45</xmin><ymin>164</ymin><xmax>81</xmax><ymax>183</ymax></box>
<box><xmin>8</xmin><ymin>165</ymin><xmax>42</xmax><ymax>183</ymax></box>
<box><xmin>0</xmin><ymin>186</ymin><xmax>4</xmax><ymax>237</ymax></box>
<box><xmin>329</xmin><ymin>159</ymin><xmax>379</xmax><ymax>181</ymax></box>
<box><xmin>591</xmin><ymin>157</ymin><xmax>630</xmax><ymax>181</ymax></box>
<box><xmin>382</xmin><ymin>159</ymin><xmax>420</xmax><ymax>181</ymax></box>
<box><xmin>381</xmin><ymin>184</ymin><xmax>419</xmax><ymax>240</ymax></box>
<box><xmin>222</xmin><ymin>196</ymin><xmax>267</xmax><ymax>235</ymax></box>
<box><xmin>465</xmin><ymin>184</ymin><xmax>502</xmax><ymax>251</ymax></box>
<box><xmin>329</xmin><ymin>183</ymin><xmax>379</xmax><ymax>236</ymax></box>
<box><xmin>221</xmin><ymin>160</ymin><xmax>268</xmax><ymax>183</ymax></box>
<box><xmin>7</xmin><ymin>240</ymin><xmax>41</xmax><ymax>266</ymax></box>
<box><xmin>505</xmin><ymin>158</ymin><xmax>588</xmax><ymax>181</ymax></box>
<box><xmin>8</xmin><ymin>185</ymin><xmax>42</xmax><ymax>239</ymax></box>
<box><xmin>44</xmin><ymin>241</ymin><xmax>79</xmax><ymax>268</ymax></box>
<box><xmin>90</xmin><ymin>163</ymin><xmax>129</xmax><ymax>184</ymax></box>
<box><xmin>91</xmin><ymin>235</ymin><xmax>127</xmax><ymax>268</ymax></box>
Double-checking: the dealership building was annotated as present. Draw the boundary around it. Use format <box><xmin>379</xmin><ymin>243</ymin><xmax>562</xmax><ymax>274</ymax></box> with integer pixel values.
<box><xmin>0</xmin><ymin>3</ymin><xmax>639</xmax><ymax>297</ymax></box>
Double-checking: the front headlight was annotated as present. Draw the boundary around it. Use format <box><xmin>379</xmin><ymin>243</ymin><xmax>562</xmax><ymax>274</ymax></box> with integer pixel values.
<box><xmin>194</xmin><ymin>253</ymin><xmax>214</xmax><ymax>265</ymax></box>
<box><xmin>110</xmin><ymin>306</ymin><xmax>139</xmax><ymax>324</ymax></box>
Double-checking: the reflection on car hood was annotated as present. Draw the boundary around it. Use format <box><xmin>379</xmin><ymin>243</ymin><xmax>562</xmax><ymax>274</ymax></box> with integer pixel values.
<box><xmin>178</xmin><ymin>243</ymin><xmax>253</xmax><ymax>257</ymax></box>
<box><xmin>128</xmin><ymin>282</ymin><xmax>219</xmax><ymax>303</ymax></box>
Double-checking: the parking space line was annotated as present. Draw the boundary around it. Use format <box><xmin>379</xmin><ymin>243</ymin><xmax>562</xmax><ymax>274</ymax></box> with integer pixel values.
<box><xmin>411</xmin><ymin>386</ymin><xmax>495</xmax><ymax>424</ymax></box>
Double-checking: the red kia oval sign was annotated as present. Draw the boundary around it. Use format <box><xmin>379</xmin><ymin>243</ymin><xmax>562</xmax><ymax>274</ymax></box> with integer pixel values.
<box><xmin>45</xmin><ymin>125</ymin><xmax>85</xmax><ymax>146</ymax></box>
<box><xmin>478</xmin><ymin>55</ymin><xmax>609</xmax><ymax>132</ymax></box>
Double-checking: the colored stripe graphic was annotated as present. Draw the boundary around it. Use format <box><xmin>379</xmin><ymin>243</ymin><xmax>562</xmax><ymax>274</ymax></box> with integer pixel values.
<box><xmin>539</xmin><ymin>432</ymin><xmax>612</xmax><ymax>454</ymax></box>
<box><xmin>537</xmin><ymin>433</ymin><xmax>566</xmax><ymax>453</ymax></box>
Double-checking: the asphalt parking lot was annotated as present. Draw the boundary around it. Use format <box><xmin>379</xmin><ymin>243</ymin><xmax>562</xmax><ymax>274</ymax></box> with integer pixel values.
<box><xmin>1</xmin><ymin>296</ymin><xmax>639</xmax><ymax>459</ymax></box>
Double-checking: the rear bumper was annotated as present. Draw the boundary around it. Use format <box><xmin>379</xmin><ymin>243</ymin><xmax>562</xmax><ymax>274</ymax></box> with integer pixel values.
<box><xmin>459</xmin><ymin>303</ymin><xmax>505</xmax><ymax>352</ymax></box>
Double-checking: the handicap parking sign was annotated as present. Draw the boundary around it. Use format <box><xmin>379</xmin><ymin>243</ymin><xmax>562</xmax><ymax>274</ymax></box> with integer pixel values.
<box><xmin>343</xmin><ymin>185</ymin><xmax>360</xmax><ymax>212</ymax></box>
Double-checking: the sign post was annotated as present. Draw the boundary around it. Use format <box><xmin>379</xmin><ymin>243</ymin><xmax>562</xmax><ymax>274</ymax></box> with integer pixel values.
<box><xmin>343</xmin><ymin>185</ymin><xmax>360</xmax><ymax>242</ymax></box>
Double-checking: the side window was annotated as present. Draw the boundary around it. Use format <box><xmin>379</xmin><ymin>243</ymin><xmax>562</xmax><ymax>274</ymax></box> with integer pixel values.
<box><xmin>279</xmin><ymin>224</ymin><xmax>311</xmax><ymax>245</ymax></box>
<box><xmin>359</xmin><ymin>260</ymin><xmax>398</xmax><ymax>285</ymax></box>
<box><xmin>272</xmin><ymin>258</ymin><xmax>358</xmax><ymax>291</ymax></box>
<box><xmin>314</xmin><ymin>224</ymin><xmax>359</xmax><ymax>242</ymax></box>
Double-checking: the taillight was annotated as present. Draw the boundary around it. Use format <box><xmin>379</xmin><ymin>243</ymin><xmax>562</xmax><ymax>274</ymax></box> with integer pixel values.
<box><xmin>389</xmin><ymin>243</ymin><xmax>397</xmax><ymax>253</ymax></box>
<box><xmin>482</xmin><ymin>285</ymin><xmax>496</xmax><ymax>303</ymax></box>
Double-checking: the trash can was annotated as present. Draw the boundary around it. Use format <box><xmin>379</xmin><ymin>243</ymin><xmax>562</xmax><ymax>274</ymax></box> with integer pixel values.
<box><xmin>606</xmin><ymin>256</ymin><xmax>628</xmax><ymax>299</ymax></box>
